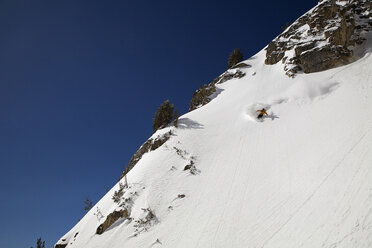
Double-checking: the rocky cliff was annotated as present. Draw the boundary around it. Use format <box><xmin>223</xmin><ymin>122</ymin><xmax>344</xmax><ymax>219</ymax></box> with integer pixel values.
<box><xmin>265</xmin><ymin>0</ymin><xmax>371</xmax><ymax>77</ymax></box>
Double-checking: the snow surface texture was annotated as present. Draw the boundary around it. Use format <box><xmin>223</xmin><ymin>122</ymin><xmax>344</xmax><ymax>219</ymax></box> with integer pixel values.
<box><xmin>56</xmin><ymin>17</ymin><xmax>372</xmax><ymax>248</ymax></box>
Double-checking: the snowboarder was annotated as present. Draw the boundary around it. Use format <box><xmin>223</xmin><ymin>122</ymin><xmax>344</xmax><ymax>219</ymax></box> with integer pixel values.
<box><xmin>256</xmin><ymin>108</ymin><xmax>268</xmax><ymax>119</ymax></box>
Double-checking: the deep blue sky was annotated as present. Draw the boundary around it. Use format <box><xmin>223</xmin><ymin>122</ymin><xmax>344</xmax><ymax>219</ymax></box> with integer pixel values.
<box><xmin>0</xmin><ymin>0</ymin><xmax>315</xmax><ymax>247</ymax></box>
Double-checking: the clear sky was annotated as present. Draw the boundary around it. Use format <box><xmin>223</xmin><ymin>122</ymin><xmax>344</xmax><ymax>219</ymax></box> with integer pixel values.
<box><xmin>0</xmin><ymin>0</ymin><xmax>316</xmax><ymax>247</ymax></box>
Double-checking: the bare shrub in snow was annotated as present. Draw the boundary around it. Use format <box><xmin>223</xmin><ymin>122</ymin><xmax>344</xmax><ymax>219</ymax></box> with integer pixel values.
<box><xmin>173</xmin><ymin>146</ymin><xmax>188</xmax><ymax>159</ymax></box>
<box><xmin>119</xmin><ymin>196</ymin><xmax>134</xmax><ymax>210</ymax></box>
<box><xmin>133</xmin><ymin>208</ymin><xmax>158</xmax><ymax>234</ymax></box>
<box><xmin>112</xmin><ymin>182</ymin><xmax>125</xmax><ymax>204</ymax></box>
<box><xmin>93</xmin><ymin>207</ymin><xmax>105</xmax><ymax>221</ymax></box>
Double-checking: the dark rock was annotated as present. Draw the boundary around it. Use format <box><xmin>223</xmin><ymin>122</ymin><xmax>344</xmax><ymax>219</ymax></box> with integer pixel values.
<box><xmin>55</xmin><ymin>245</ymin><xmax>67</xmax><ymax>248</ymax></box>
<box><xmin>265</xmin><ymin>50</ymin><xmax>285</xmax><ymax>65</ymax></box>
<box><xmin>316</xmin><ymin>0</ymin><xmax>339</xmax><ymax>20</ymax></box>
<box><xmin>325</xmin><ymin>16</ymin><xmax>355</xmax><ymax>47</ymax></box>
<box><xmin>230</xmin><ymin>62</ymin><xmax>251</xmax><ymax>69</ymax></box>
<box><xmin>217</xmin><ymin>70</ymin><xmax>246</xmax><ymax>84</ymax></box>
<box><xmin>295</xmin><ymin>42</ymin><xmax>315</xmax><ymax>56</ymax></box>
<box><xmin>299</xmin><ymin>45</ymin><xmax>352</xmax><ymax>73</ymax></box>
<box><xmin>96</xmin><ymin>209</ymin><xmax>129</xmax><ymax>235</ymax></box>
<box><xmin>189</xmin><ymin>70</ymin><xmax>245</xmax><ymax>111</ymax></box>
<box><xmin>298</xmin><ymin>14</ymin><xmax>309</xmax><ymax>25</ymax></box>
<box><xmin>183</xmin><ymin>160</ymin><xmax>198</xmax><ymax>174</ymax></box>
<box><xmin>119</xmin><ymin>132</ymin><xmax>171</xmax><ymax>181</ymax></box>
<box><xmin>265</xmin><ymin>41</ymin><xmax>285</xmax><ymax>65</ymax></box>
<box><xmin>189</xmin><ymin>84</ymin><xmax>216</xmax><ymax>112</ymax></box>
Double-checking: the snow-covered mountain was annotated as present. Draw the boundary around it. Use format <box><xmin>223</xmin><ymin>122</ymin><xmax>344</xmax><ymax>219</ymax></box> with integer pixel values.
<box><xmin>55</xmin><ymin>0</ymin><xmax>372</xmax><ymax>247</ymax></box>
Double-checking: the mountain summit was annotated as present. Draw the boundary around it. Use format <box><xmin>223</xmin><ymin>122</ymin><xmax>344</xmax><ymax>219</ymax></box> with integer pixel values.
<box><xmin>55</xmin><ymin>0</ymin><xmax>372</xmax><ymax>247</ymax></box>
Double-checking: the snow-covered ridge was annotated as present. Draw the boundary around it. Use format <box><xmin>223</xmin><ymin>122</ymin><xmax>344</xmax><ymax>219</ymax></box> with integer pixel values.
<box><xmin>55</xmin><ymin>1</ymin><xmax>372</xmax><ymax>247</ymax></box>
<box><xmin>265</xmin><ymin>0</ymin><xmax>372</xmax><ymax>77</ymax></box>
<box><xmin>56</xmin><ymin>46</ymin><xmax>372</xmax><ymax>248</ymax></box>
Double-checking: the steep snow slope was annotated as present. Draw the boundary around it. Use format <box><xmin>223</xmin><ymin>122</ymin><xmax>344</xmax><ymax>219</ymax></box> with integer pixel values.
<box><xmin>56</xmin><ymin>33</ymin><xmax>372</xmax><ymax>247</ymax></box>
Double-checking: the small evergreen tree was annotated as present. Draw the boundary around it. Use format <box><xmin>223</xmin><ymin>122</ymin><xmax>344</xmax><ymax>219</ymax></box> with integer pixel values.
<box><xmin>227</xmin><ymin>48</ymin><xmax>244</xmax><ymax>69</ymax></box>
<box><xmin>30</xmin><ymin>237</ymin><xmax>45</xmax><ymax>248</ymax></box>
<box><xmin>153</xmin><ymin>100</ymin><xmax>175</xmax><ymax>132</ymax></box>
<box><xmin>83</xmin><ymin>197</ymin><xmax>93</xmax><ymax>212</ymax></box>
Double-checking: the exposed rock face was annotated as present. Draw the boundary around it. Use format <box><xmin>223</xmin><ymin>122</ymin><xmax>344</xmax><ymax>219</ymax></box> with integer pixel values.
<box><xmin>230</xmin><ymin>62</ymin><xmax>251</xmax><ymax>69</ymax></box>
<box><xmin>96</xmin><ymin>209</ymin><xmax>129</xmax><ymax>235</ymax></box>
<box><xmin>189</xmin><ymin>84</ymin><xmax>217</xmax><ymax>112</ymax></box>
<box><xmin>265</xmin><ymin>0</ymin><xmax>371</xmax><ymax>77</ymax></box>
<box><xmin>299</xmin><ymin>45</ymin><xmax>352</xmax><ymax>73</ymax></box>
<box><xmin>118</xmin><ymin>131</ymin><xmax>171</xmax><ymax>181</ymax></box>
<box><xmin>189</xmin><ymin>64</ymin><xmax>249</xmax><ymax>111</ymax></box>
<box><xmin>266</xmin><ymin>42</ymin><xmax>285</xmax><ymax>65</ymax></box>
<box><xmin>54</xmin><ymin>245</ymin><xmax>67</xmax><ymax>248</ymax></box>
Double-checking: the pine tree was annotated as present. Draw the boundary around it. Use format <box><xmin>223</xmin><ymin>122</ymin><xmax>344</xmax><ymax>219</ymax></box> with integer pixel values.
<box><xmin>227</xmin><ymin>48</ymin><xmax>244</xmax><ymax>69</ymax></box>
<box><xmin>153</xmin><ymin>100</ymin><xmax>175</xmax><ymax>132</ymax></box>
<box><xmin>30</xmin><ymin>237</ymin><xmax>45</xmax><ymax>248</ymax></box>
<box><xmin>83</xmin><ymin>197</ymin><xmax>93</xmax><ymax>212</ymax></box>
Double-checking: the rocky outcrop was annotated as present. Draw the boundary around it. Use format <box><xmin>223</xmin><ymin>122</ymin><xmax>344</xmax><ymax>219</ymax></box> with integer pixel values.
<box><xmin>299</xmin><ymin>45</ymin><xmax>352</xmax><ymax>73</ymax></box>
<box><xmin>230</xmin><ymin>62</ymin><xmax>251</xmax><ymax>69</ymax></box>
<box><xmin>265</xmin><ymin>0</ymin><xmax>371</xmax><ymax>77</ymax></box>
<box><xmin>189</xmin><ymin>84</ymin><xmax>217</xmax><ymax>112</ymax></box>
<box><xmin>118</xmin><ymin>131</ymin><xmax>172</xmax><ymax>181</ymax></box>
<box><xmin>54</xmin><ymin>245</ymin><xmax>67</xmax><ymax>248</ymax></box>
<box><xmin>266</xmin><ymin>42</ymin><xmax>285</xmax><ymax>65</ymax></box>
<box><xmin>189</xmin><ymin>66</ymin><xmax>248</xmax><ymax>111</ymax></box>
<box><xmin>96</xmin><ymin>209</ymin><xmax>129</xmax><ymax>235</ymax></box>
